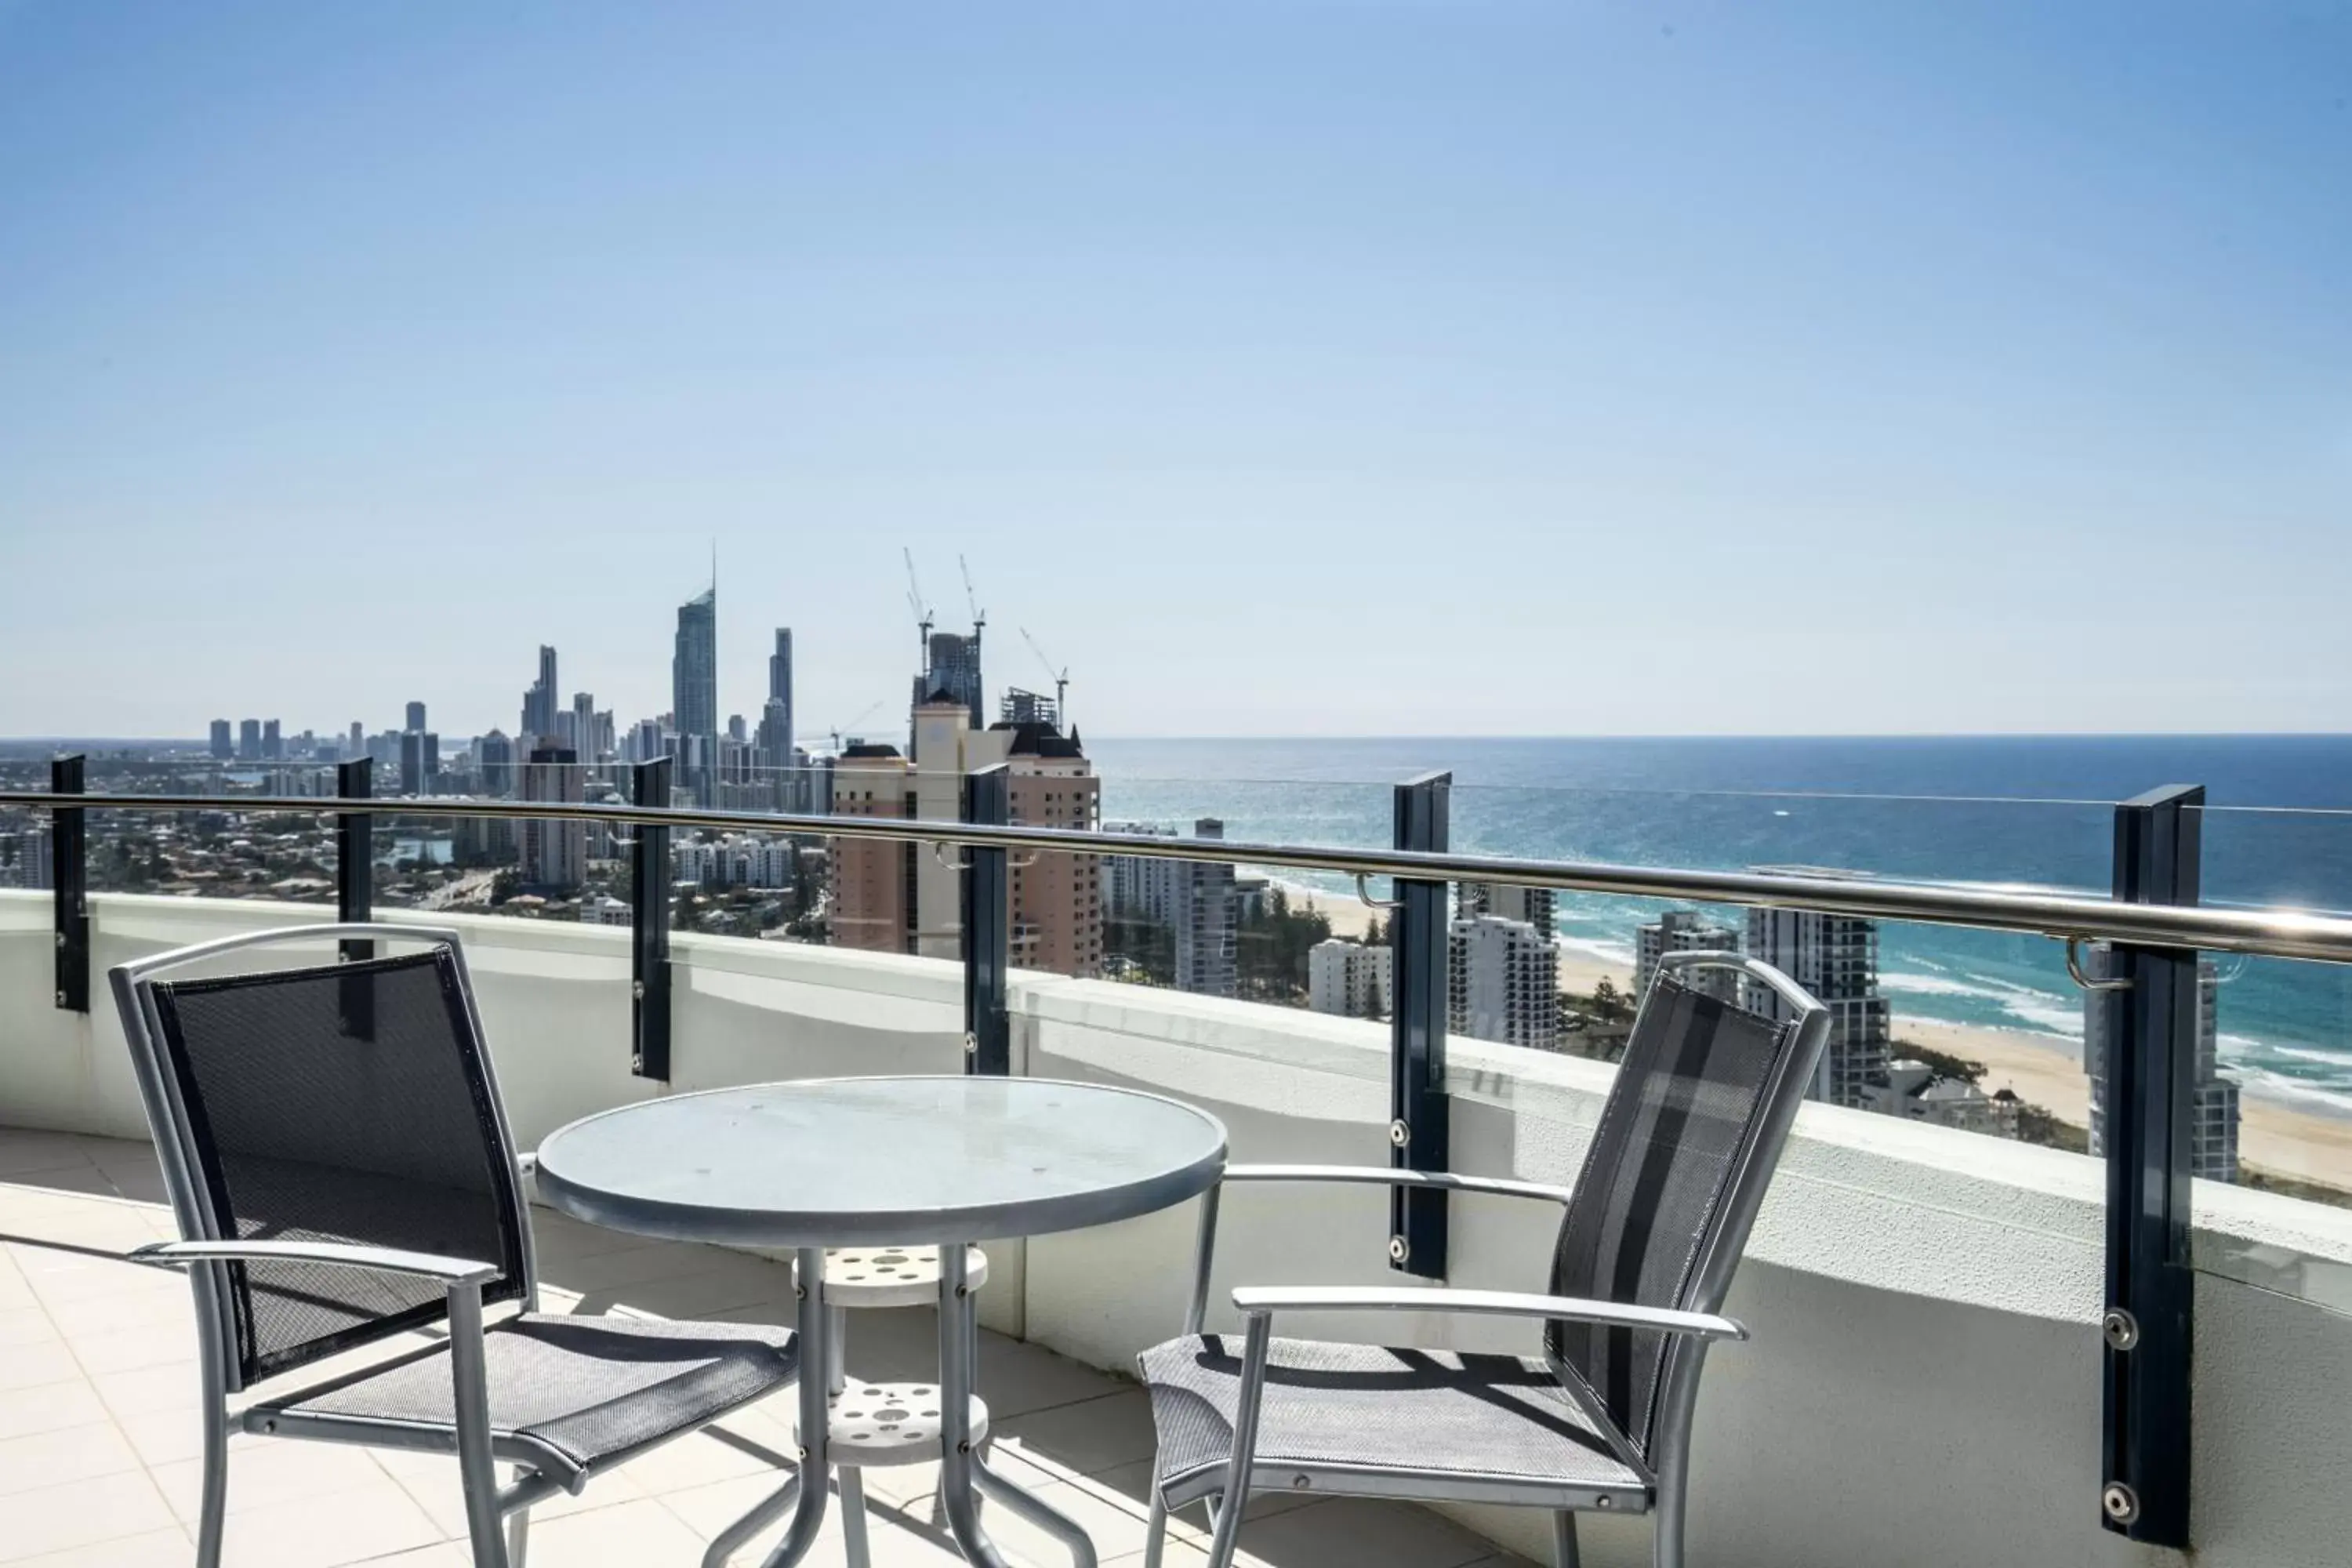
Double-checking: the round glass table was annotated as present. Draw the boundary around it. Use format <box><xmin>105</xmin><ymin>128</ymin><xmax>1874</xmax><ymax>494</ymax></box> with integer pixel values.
<box><xmin>535</xmin><ymin>1076</ymin><xmax>1229</xmax><ymax>1568</ymax></box>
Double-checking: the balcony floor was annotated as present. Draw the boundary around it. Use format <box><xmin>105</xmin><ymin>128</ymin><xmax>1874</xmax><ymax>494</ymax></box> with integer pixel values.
<box><xmin>0</xmin><ymin>1126</ymin><xmax>1534</xmax><ymax>1568</ymax></box>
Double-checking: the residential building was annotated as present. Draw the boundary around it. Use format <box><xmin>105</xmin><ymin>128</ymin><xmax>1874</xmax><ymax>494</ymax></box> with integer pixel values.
<box><xmin>209</xmin><ymin>720</ymin><xmax>232</xmax><ymax>760</ymax></box>
<box><xmin>1174</xmin><ymin>819</ymin><xmax>1238</xmax><ymax>998</ymax></box>
<box><xmin>477</xmin><ymin>730</ymin><xmax>516</xmax><ymax>797</ymax></box>
<box><xmin>673</xmin><ymin>586</ymin><xmax>719</xmax><ymax>787</ymax></box>
<box><xmin>1309</xmin><ymin>938</ymin><xmax>1393</xmax><ymax>1019</ymax></box>
<box><xmin>1869</xmin><ymin>1061</ymin><xmax>2024</xmax><ymax>1138</ymax></box>
<box><xmin>1449</xmin><ymin>913</ymin><xmax>1559</xmax><ymax>1050</ymax></box>
<box><xmin>754</xmin><ymin>629</ymin><xmax>795</xmax><ymax>769</ymax></box>
<box><xmin>237</xmin><ymin>720</ymin><xmax>261</xmax><ymax>761</ymax></box>
<box><xmin>521</xmin><ymin>645</ymin><xmax>560</xmax><ymax>746</ymax></box>
<box><xmin>2085</xmin><ymin>950</ymin><xmax>2241</xmax><ymax>1182</ymax></box>
<box><xmin>572</xmin><ymin>693</ymin><xmax>599</xmax><ymax>760</ymax></box>
<box><xmin>405</xmin><ymin>701</ymin><xmax>426</xmax><ymax>733</ymax></box>
<box><xmin>1744</xmin><ymin>908</ymin><xmax>1892</xmax><ymax>1109</ymax></box>
<box><xmin>829</xmin><ymin>744</ymin><xmax>912</xmax><ymax>954</ymax></box>
<box><xmin>1461</xmin><ymin>882</ymin><xmax>1555</xmax><ymax>939</ymax></box>
<box><xmin>260</xmin><ymin>720</ymin><xmax>282</xmax><ymax>761</ymax></box>
<box><xmin>347</xmin><ymin>721</ymin><xmax>364</xmax><ymax>760</ymax></box>
<box><xmin>1000</xmin><ymin>721</ymin><xmax>1102</xmax><ymax>978</ymax></box>
<box><xmin>2</xmin><ymin>825</ymin><xmax>53</xmax><ymax>890</ymax></box>
<box><xmin>1104</xmin><ymin>822</ymin><xmax>1179</xmax><ymax>924</ymax></box>
<box><xmin>452</xmin><ymin>811</ymin><xmax>517</xmax><ymax>868</ymax></box>
<box><xmin>519</xmin><ymin>746</ymin><xmax>586</xmax><ymax>893</ymax></box>
<box><xmin>1635</xmin><ymin>909</ymin><xmax>1744</xmax><ymax>1004</ymax></box>
<box><xmin>580</xmin><ymin>896</ymin><xmax>632</xmax><ymax>927</ymax></box>
<box><xmin>999</xmin><ymin>688</ymin><xmax>1060</xmax><ymax>730</ymax></box>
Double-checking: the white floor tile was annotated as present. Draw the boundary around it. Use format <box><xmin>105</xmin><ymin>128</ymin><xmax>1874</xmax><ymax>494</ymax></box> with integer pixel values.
<box><xmin>0</xmin><ymin>1468</ymin><xmax>180</xmax><ymax>1563</ymax></box>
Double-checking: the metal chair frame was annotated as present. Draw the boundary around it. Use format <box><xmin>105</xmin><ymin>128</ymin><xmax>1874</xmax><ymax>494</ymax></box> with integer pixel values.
<box><xmin>1140</xmin><ymin>952</ymin><xmax>1833</xmax><ymax>1568</ymax></box>
<box><xmin>110</xmin><ymin>923</ymin><xmax>795</xmax><ymax>1568</ymax></box>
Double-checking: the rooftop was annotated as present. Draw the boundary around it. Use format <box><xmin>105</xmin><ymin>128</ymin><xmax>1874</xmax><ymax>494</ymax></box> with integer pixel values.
<box><xmin>0</xmin><ymin>1125</ymin><xmax>1530</xmax><ymax>1568</ymax></box>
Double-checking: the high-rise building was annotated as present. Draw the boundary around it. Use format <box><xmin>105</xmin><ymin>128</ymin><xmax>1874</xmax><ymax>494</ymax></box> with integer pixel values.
<box><xmin>999</xmin><ymin>688</ymin><xmax>1061</xmax><ymax>730</ymax></box>
<box><xmin>572</xmin><ymin>692</ymin><xmax>598</xmax><ymax>760</ymax></box>
<box><xmin>673</xmin><ymin>586</ymin><xmax>719</xmax><ymax>782</ymax></box>
<box><xmin>405</xmin><ymin>701</ymin><xmax>426</xmax><ymax>733</ymax></box>
<box><xmin>261</xmin><ymin>720</ymin><xmax>283</xmax><ymax>761</ymax></box>
<box><xmin>727</xmin><ymin>713</ymin><xmax>747</xmax><ymax>744</ymax></box>
<box><xmin>520</xmin><ymin>747</ymin><xmax>586</xmax><ymax>892</ymax></box>
<box><xmin>829</xmin><ymin>744</ymin><xmax>913</xmax><ymax>953</ymax></box>
<box><xmin>209</xmin><ymin>720</ymin><xmax>232</xmax><ymax>760</ymax></box>
<box><xmin>2084</xmin><ymin>949</ymin><xmax>2240</xmax><ymax>1181</ymax></box>
<box><xmin>628</xmin><ymin>719</ymin><xmax>666</xmax><ymax>766</ymax></box>
<box><xmin>1449</xmin><ymin>914</ymin><xmax>1560</xmax><ymax>1050</ymax></box>
<box><xmin>912</xmin><ymin>631</ymin><xmax>984</xmax><ymax>731</ymax></box>
<box><xmin>756</xmin><ymin>629</ymin><xmax>795</xmax><ymax>768</ymax></box>
<box><xmin>1309</xmin><ymin>939</ymin><xmax>1393</xmax><ymax>1018</ymax></box>
<box><xmin>1174</xmin><ymin>819</ymin><xmax>1238</xmax><ymax>998</ymax></box>
<box><xmin>521</xmin><ymin>645</ymin><xmax>560</xmax><ymax>746</ymax></box>
<box><xmin>1635</xmin><ymin>909</ymin><xmax>1744</xmax><ymax>1004</ymax></box>
<box><xmin>1000</xmin><ymin>721</ymin><xmax>1102</xmax><ymax>978</ymax></box>
<box><xmin>1744</xmin><ymin>909</ymin><xmax>1891</xmax><ymax>1108</ymax></box>
<box><xmin>1461</xmin><ymin>883</ymin><xmax>1555</xmax><ymax>940</ymax></box>
<box><xmin>477</xmin><ymin>730</ymin><xmax>516</xmax><ymax>797</ymax></box>
<box><xmin>2</xmin><ymin>824</ymin><xmax>54</xmax><ymax>890</ymax></box>
<box><xmin>1104</xmin><ymin>822</ymin><xmax>1180</xmax><ymax>923</ymax></box>
<box><xmin>237</xmin><ymin>719</ymin><xmax>261</xmax><ymax>761</ymax></box>
<box><xmin>398</xmin><ymin>731</ymin><xmax>434</xmax><ymax>796</ymax></box>
<box><xmin>347</xmin><ymin>721</ymin><xmax>364</xmax><ymax>760</ymax></box>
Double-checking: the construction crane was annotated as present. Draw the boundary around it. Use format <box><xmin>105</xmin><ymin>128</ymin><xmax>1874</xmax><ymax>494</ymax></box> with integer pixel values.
<box><xmin>1021</xmin><ymin>627</ymin><xmax>1069</xmax><ymax>726</ymax></box>
<box><xmin>959</xmin><ymin>554</ymin><xmax>986</xmax><ymax>637</ymax></box>
<box><xmin>804</xmin><ymin>699</ymin><xmax>884</xmax><ymax>754</ymax></box>
<box><xmin>902</xmin><ymin>548</ymin><xmax>933</xmax><ymax>651</ymax></box>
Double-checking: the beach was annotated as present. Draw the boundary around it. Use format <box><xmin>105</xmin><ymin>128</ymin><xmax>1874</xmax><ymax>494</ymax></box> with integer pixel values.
<box><xmin>1288</xmin><ymin>887</ymin><xmax>2352</xmax><ymax>1192</ymax></box>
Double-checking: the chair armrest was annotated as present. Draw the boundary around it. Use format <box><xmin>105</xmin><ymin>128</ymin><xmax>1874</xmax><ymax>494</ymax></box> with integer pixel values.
<box><xmin>133</xmin><ymin>1239</ymin><xmax>503</xmax><ymax>1287</ymax></box>
<box><xmin>1225</xmin><ymin>1163</ymin><xmax>1576</xmax><ymax>1207</ymax></box>
<box><xmin>1228</xmin><ymin>1285</ymin><xmax>1747</xmax><ymax>1341</ymax></box>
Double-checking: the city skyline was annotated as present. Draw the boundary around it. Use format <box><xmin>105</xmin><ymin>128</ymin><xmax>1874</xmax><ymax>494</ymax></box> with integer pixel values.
<box><xmin>3</xmin><ymin>5</ymin><xmax>2347</xmax><ymax>739</ymax></box>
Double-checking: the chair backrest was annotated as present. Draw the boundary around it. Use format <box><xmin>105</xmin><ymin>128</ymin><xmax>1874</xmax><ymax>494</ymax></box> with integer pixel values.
<box><xmin>118</xmin><ymin>932</ymin><xmax>529</xmax><ymax>1389</ymax></box>
<box><xmin>1545</xmin><ymin>954</ymin><xmax>1828</xmax><ymax>1465</ymax></box>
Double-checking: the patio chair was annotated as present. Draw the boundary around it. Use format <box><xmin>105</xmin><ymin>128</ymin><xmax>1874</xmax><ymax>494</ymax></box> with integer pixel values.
<box><xmin>1135</xmin><ymin>952</ymin><xmax>1831</xmax><ymax>1568</ymax></box>
<box><xmin>110</xmin><ymin>924</ymin><xmax>801</xmax><ymax>1568</ymax></box>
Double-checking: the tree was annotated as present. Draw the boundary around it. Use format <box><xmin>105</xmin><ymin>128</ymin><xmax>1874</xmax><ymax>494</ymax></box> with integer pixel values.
<box><xmin>1591</xmin><ymin>976</ymin><xmax>1625</xmax><ymax>1022</ymax></box>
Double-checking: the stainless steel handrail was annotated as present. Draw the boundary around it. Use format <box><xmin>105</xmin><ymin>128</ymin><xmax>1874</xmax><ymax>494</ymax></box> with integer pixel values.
<box><xmin>4</xmin><ymin>787</ymin><xmax>2351</xmax><ymax>965</ymax></box>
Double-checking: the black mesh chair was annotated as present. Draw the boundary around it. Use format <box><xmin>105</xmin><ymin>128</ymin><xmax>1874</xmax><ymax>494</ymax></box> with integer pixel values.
<box><xmin>1135</xmin><ymin>952</ymin><xmax>1831</xmax><ymax>1568</ymax></box>
<box><xmin>110</xmin><ymin>924</ymin><xmax>801</xmax><ymax>1568</ymax></box>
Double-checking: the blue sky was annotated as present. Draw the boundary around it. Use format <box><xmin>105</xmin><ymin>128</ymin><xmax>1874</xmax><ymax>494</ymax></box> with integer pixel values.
<box><xmin>1</xmin><ymin>2</ymin><xmax>2345</xmax><ymax>739</ymax></box>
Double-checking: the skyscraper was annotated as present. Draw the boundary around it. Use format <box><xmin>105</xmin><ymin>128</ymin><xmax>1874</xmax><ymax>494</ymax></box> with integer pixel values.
<box><xmin>673</xmin><ymin>586</ymin><xmax>718</xmax><ymax>781</ymax></box>
<box><xmin>238</xmin><ymin>719</ymin><xmax>261</xmax><ymax>761</ymax></box>
<box><xmin>520</xmin><ymin>747</ymin><xmax>586</xmax><ymax>892</ymax></box>
<box><xmin>405</xmin><ymin>701</ymin><xmax>426</xmax><ymax>733</ymax></box>
<box><xmin>261</xmin><ymin>720</ymin><xmax>283</xmax><ymax>761</ymax></box>
<box><xmin>1449</xmin><ymin>914</ymin><xmax>1560</xmax><ymax>1049</ymax></box>
<box><xmin>209</xmin><ymin>720</ymin><xmax>232</xmax><ymax>760</ymax></box>
<box><xmin>1745</xmin><ymin>908</ymin><xmax>1891</xmax><ymax>1108</ymax></box>
<box><xmin>477</xmin><ymin>729</ymin><xmax>516</xmax><ymax>797</ymax></box>
<box><xmin>1000</xmin><ymin>720</ymin><xmax>1103</xmax><ymax>978</ymax></box>
<box><xmin>829</xmin><ymin>743</ymin><xmax>913</xmax><ymax>953</ymax></box>
<box><xmin>1460</xmin><ymin>882</ymin><xmax>1555</xmax><ymax>940</ymax></box>
<box><xmin>521</xmin><ymin>645</ymin><xmax>559</xmax><ymax>746</ymax></box>
<box><xmin>572</xmin><ymin>692</ymin><xmax>597</xmax><ymax>760</ymax></box>
<box><xmin>347</xmin><ymin>721</ymin><xmax>364</xmax><ymax>760</ymax></box>
<box><xmin>1174</xmin><ymin>819</ymin><xmax>1238</xmax><ymax>998</ymax></box>
<box><xmin>399</xmin><ymin>731</ymin><xmax>429</xmax><ymax>795</ymax></box>
<box><xmin>1309</xmin><ymin>939</ymin><xmax>1394</xmax><ymax>1018</ymax></box>
<box><xmin>1635</xmin><ymin>909</ymin><xmax>1744</xmax><ymax>1004</ymax></box>
<box><xmin>756</xmin><ymin>628</ymin><xmax>795</xmax><ymax>769</ymax></box>
<box><xmin>912</xmin><ymin>631</ymin><xmax>983</xmax><ymax>731</ymax></box>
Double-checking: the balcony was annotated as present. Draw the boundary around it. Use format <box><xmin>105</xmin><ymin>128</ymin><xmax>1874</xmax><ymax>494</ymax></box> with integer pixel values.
<box><xmin>5</xmin><ymin>889</ymin><xmax>2352</xmax><ymax>1566</ymax></box>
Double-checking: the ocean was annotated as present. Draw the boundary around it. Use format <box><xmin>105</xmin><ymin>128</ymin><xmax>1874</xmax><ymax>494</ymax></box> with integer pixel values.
<box><xmin>1082</xmin><ymin>735</ymin><xmax>2352</xmax><ymax>1117</ymax></box>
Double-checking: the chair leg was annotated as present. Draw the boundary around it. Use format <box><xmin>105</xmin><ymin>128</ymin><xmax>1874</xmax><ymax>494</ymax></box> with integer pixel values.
<box><xmin>839</xmin><ymin>1468</ymin><xmax>872</xmax><ymax>1568</ymax></box>
<box><xmin>1141</xmin><ymin>1489</ymin><xmax>1170</xmax><ymax>1568</ymax></box>
<box><xmin>1651</xmin><ymin>1484</ymin><xmax>1686</xmax><ymax>1568</ymax></box>
<box><xmin>506</xmin><ymin>1467</ymin><xmax>533</xmax><ymax>1568</ymax></box>
<box><xmin>1553</xmin><ymin>1511</ymin><xmax>1580</xmax><ymax>1568</ymax></box>
<box><xmin>194</xmin><ymin>1408</ymin><xmax>229</xmax><ymax>1568</ymax></box>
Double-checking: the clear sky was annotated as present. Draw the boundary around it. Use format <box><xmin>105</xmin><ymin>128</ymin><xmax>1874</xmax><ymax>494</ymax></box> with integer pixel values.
<box><xmin>1</xmin><ymin>2</ymin><xmax>2345</xmax><ymax>740</ymax></box>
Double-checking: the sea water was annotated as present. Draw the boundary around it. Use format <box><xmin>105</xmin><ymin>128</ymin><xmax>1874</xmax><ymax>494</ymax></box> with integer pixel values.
<box><xmin>1085</xmin><ymin>735</ymin><xmax>2352</xmax><ymax>1116</ymax></box>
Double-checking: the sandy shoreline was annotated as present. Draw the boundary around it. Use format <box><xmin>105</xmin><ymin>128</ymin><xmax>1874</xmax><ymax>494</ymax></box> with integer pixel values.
<box><xmin>1286</xmin><ymin>887</ymin><xmax>2352</xmax><ymax>1189</ymax></box>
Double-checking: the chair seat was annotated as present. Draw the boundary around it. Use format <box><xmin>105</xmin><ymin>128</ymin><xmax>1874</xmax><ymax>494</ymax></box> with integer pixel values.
<box><xmin>1137</xmin><ymin>1334</ymin><xmax>1650</xmax><ymax>1511</ymax></box>
<box><xmin>256</xmin><ymin>1312</ymin><xmax>797</xmax><ymax>1477</ymax></box>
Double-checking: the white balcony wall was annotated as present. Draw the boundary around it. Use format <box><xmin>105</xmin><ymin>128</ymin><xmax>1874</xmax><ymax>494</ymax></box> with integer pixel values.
<box><xmin>4</xmin><ymin>893</ymin><xmax>2352</xmax><ymax>1568</ymax></box>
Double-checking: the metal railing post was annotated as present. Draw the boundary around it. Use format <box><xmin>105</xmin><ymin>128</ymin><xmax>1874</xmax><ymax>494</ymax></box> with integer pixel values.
<box><xmin>963</xmin><ymin>764</ymin><xmax>1011</xmax><ymax>1076</ymax></box>
<box><xmin>2097</xmin><ymin>783</ymin><xmax>2202</xmax><ymax>1548</ymax></box>
<box><xmin>51</xmin><ymin>755</ymin><xmax>87</xmax><ymax>1013</ymax></box>
<box><xmin>631</xmin><ymin>758</ymin><xmax>673</xmax><ymax>1080</ymax></box>
<box><xmin>1389</xmin><ymin>770</ymin><xmax>1451</xmax><ymax>1277</ymax></box>
<box><xmin>335</xmin><ymin>759</ymin><xmax>374</xmax><ymax>963</ymax></box>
